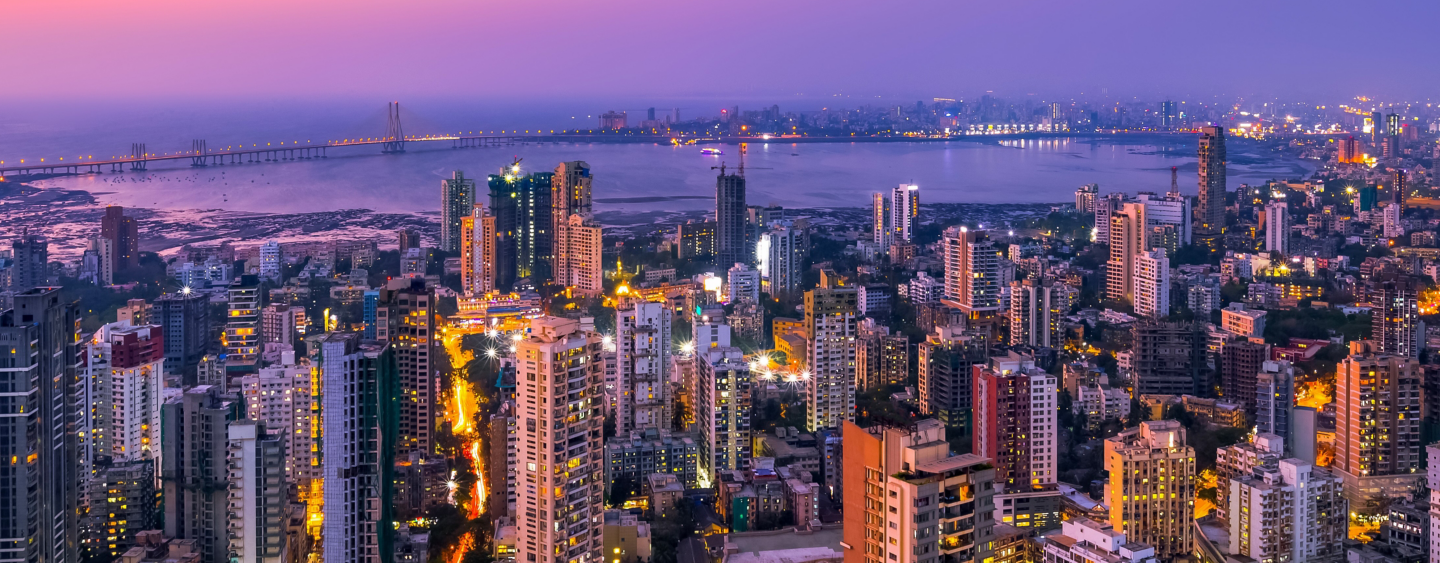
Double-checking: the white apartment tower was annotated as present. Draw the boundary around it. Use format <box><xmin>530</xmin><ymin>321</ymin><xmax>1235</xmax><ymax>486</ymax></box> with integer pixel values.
<box><xmin>240</xmin><ymin>358</ymin><xmax>313</xmax><ymax>484</ymax></box>
<box><xmin>615</xmin><ymin>300</ymin><xmax>672</xmax><ymax>434</ymax></box>
<box><xmin>1008</xmin><ymin>279</ymin><xmax>1077</xmax><ymax>348</ymax></box>
<box><xmin>84</xmin><ymin>321</ymin><xmax>166</xmax><ymax>467</ymax></box>
<box><xmin>1132</xmin><ymin>249</ymin><xmax>1170</xmax><ymax>318</ymax></box>
<box><xmin>1264</xmin><ymin>201</ymin><xmax>1289</xmax><ymax>254</ymax></box>
<box><xmin>515</xmin><ymin>317</ymin><xmax>604</xmax><ymax>563</ymax></box>
<box><xmin>1227</xmin><ymin>459</ymin><xmax>1345</xmax><ymax>563</ymax></box>
<box><xmin>226</xmin><ymin>421</ymin><xmax>288</xmax><ymax>563</ymax></box>
<box><xmin>889</xmin><ymin>184</ymin><xmax>919</xmax><ymax>243</ymax></box>
<box><xmin>258</xmin><ymin>241</ymin><xmax>281</xmax><ymax>283</ymax></box>
<box><xmin>696</xmin><ymin>345</ymin><xmax>752</xmax><ymax>482</ymax></box>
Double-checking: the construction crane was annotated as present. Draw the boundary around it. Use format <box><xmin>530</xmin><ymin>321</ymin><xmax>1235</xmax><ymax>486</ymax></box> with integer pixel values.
<box><xmin>710</xmin><ymin>143</ymin><xmax>771</xmax><ymax>177</ymax></box>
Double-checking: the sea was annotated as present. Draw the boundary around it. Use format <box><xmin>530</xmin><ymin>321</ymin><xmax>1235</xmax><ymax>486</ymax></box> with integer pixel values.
<box><xmin>1</xmin><ymin>98</ymin><xmax>1320</xmax><ymax>216</ymax></box>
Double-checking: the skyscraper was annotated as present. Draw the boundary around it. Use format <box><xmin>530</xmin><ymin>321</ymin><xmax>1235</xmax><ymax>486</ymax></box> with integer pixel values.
<box><xmin>156</xmin><ymin>289</ymin><xmax>212</xmax><ymax>376</ymax></box>
<box><xmin>842</xmin><ymin>419</ymin><xmax>999</xmax><ymax>563</ymax></box>
<box><xmin>917</xmin><ymin>326</ymin><xmax>987</xmax><ymax>427</ymax></box>
<box><xmin>225</xmin><ymin>421</ymin><xmax>288</xmax><ymax>563</ymax></box>
<box><xmin>84</xmin><ymin>321</ymin><xmax>165</xmax><ymax>467</ymax></box>
<box><xmin>855</xmin><ymin>318</ymin><xmax>908</xmax><ymax>391</ymax></box>
<box><xmin>1196</xmin><ymin>126</ymin><xmax>1227</xmax><ymax>247</ymax></box>
<box><xmin>162</xmin><ymin>385</ymin><xmax>241</xmax><ymax>563</ymax></box>
<box><xmin>375</xmin><ymin>277</ymin><xmax>435</xmax><ymax>454</ymax></box>
<box><xmin>101</xmin><ymin>205</ymin><xmax>139</xmax><ymax>272</ymax></box>
<box><xmin>8</xmin><ymin>231</ymin><xmax>52</xmax><ymax>292</ymax></box>
<box><xmin>696</xmin><ymin>343</ymin><xmax>752</xmax><ymax>479</ymax></box>
<box><xmin>716</xmin><ymin>166</ymin><xmax>748</xmax><ymax>267</ymax></box>
<box><xmin>973</xmin><ymin>352</ymin><xmax>1058</xmax><ymax>492</ymax></box>
<box><xmin>514</xmin><ymin>317</ymin><xmax>603</xmax><ymax>563</ymax></box>
<box><xmin>225</xmin><ymin>275</ymin><xmax>263</xmax><ymax>371</ymax></box>
<box><xmin>1227</xmin><ymin>459</ymin><xmax>1345</xmax><ymax>563</ymax></box>
<box><xmin>240</xmin><ymin>361</ymin><xmax>314</xmax><ymax>485</ymax></box>
<box><xmin>1106</xmin><ymin>202</ymin><xmax>1146</xmax><ymax>303</ymax></box>
<box><xmin>440</xmin><ymin>171</ymin><xmax>476</xmax><ymax>253</ymax></box>
<box><xmin>804</xmin><ymin>273</ymin><xmax>857</xmax><ymax>431</ymax></box>
<box><xmin>615</xmin><ymin>300</ymin><xmax>672</xmax><ymax>434</ymax></box>
<box><xmin>1132</xmin><ymin>249</ymin><xmax>1169</xmax><ymax>318</ymax></box>
<box><xmin>1263</xmin><ymin>201</ymin><xmax>1289</xmax><ymax>254</ymax></box>
<box><xmin>757</xmin><ymin>221</ymin><xmax>803</xmax><ymax>297</ymax></box>
<box><xmin>1372</xmin><ymin>274</ymin><xmax>1421</xmax><ymax>357</ymax></box>
<box><xmin>1104</xmin><ymin>420</ymin><xmax>1195</xmax><ymax>560</ymax></box>
<box><xmin>316</xmin><ymin>333</ymin><xmax>398</xmax><ymax>563</ymax></box>
<box><xmin>1074</xmin><ymin>183</ymin><xmax>1099</xmax><ymax>214</ymax></box>
<box><xmin>515</xmin><ymin>170</ymin><xmax>555</xmax><ymax>283</ymax></box>
<box><xmin>555</xmin><ymin>213</ymin><xmax>603</xmax><ymax>297</ymax></box>
<box><xmin>551</xmin><ymin>161</ymin><xmax>592</xmax><ymax>276</ymax></box>
<box><xmin>941</xmin><ymin>227</ymin><xmax>1000</xmax><ymax>316</ymax></box>
<box><xmin>1335</xmin><ymin>340</ymin><xmax>1423</xmax><ymax>509</ymax></box>
<box><xmin>0</xmin><ymin>289</ymin><xmax>82</xmax><ymax>563</ymax></box>
<box><xmin>871</xmin><ymin>192</ymin><xmax>891</xmax><ymax>247</ymax></box>
<box><xmin>461</xmin><ymin>203</ymin><xmax>497</xmax><ymax>296</ymax></box>
<box><xmin>888</xmin><ymin>184</ymin><xmax>919</xmax><ymax>243</ymax></box>
<box><xmin>1008</xmin><ymin>278</ymin><xmax>1077</xmax><ymax>348</ymax></box>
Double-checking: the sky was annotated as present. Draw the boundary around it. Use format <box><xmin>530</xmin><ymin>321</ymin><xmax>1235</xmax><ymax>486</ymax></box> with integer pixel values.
<box><xmin>3</xmin><ymin>0</ymin><xmax>1438</xmax><ymax>103</ymax></box>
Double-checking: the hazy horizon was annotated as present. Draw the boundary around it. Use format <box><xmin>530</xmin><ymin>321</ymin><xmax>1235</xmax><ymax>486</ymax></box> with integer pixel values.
<box><xmin>5</xmin><ymin>0</ymin><xmax>1438</xmax><ymax>102</ymax></box>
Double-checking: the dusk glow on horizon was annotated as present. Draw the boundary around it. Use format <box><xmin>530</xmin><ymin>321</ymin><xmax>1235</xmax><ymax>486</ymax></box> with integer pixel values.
<box><xmin>5</xmin><ymin>0</ymin><xmax>1439</xmax><ymax>100</ymax></box>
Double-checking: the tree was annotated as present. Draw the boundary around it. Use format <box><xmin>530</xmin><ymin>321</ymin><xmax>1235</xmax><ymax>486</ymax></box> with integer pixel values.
<box><xmin>608</xmin><ymin>475</ymin><xmax>637</xmax><ymax>508</ymax></box>
<box><xmin>1125</xmin><ymin>397</ymin><xmax>1149</xmax><ymax>427</ymax></box>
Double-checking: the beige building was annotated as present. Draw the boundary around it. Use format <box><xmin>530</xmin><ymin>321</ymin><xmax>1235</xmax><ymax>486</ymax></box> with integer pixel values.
<box><xmin>515</xmin><ymin>317</ymin><xmax>605</xmax><ymax>563</ymax></box>
<box><xmin>461</xmin><ymin>203</ymin><xmax>497</xmax><ymax>296</ymax></box>
<box><xmin>1103</xmin><ymin>420</ymin><xmax>1195</xmax><ymax>560</ymax></box>
<box><xmin>557</xmin><ymin>213</ymin><xmax>603</xmax><ymax>297</ymax></box>
<box><xmin>842</xmin><ymin>419</ymin><xmax>998</xmax><ymax>563</ymax></box>
<box><xmin>1106</xmin><ymin>202</ymin><xmax>1146</xmax><ymax>303</ymax></box>
<box><xmin>1335</xmin><ymin>340</ymin><xmax>1424</xmax><ymax>511</ymax></box>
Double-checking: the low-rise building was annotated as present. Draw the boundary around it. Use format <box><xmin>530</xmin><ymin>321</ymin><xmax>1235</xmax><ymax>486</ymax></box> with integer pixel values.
<box><xmin>1038</xmin><ymin>517</ymin><xmax>1157</xmax><ymax>563</ymax></box>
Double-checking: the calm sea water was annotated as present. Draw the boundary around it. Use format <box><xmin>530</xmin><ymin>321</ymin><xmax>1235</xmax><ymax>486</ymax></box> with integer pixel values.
<box><xmin>2</xmin><ymin>99</ymin><xmax>1318</xmax><ymax>216</ymax></box>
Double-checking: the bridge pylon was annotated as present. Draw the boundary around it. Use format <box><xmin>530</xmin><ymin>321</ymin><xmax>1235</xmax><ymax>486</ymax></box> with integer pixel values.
<box><xmin>382</xmin><ymin>102</ymin><xmax>406</xmax><ymax>153</ymax></box>
<box><xmin>190</xmin><ymin>140</ymin><xmax>208</xmax><ymax>167</ymax></box>
<box><xmin>130</xmin><ymin>143</ymin><xmax>148</xmax><ymax>171</ymax></box>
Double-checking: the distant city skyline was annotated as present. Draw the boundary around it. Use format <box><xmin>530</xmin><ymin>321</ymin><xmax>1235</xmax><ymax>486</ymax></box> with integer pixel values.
<box><xmin>4</xmin><ymin>0</ymin><xmax>1439</xmax><ymax>100</ymax></box>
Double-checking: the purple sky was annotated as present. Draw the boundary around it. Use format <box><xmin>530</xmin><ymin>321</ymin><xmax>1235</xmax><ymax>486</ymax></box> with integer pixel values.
<box><xmin>5</xmin><ymin>0</ymin><xmax>1437</xmax><ymax>101</ymax></box>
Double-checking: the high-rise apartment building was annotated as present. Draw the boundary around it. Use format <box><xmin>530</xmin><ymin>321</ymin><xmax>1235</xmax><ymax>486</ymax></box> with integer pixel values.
<box><xmin>551</xmin><ymin>161</ymin><xmax>593</xmax><ymax>275</ymax></box>
<box><xmin>260</xmin><ymin>303</ymin><xmax>300</xmax><ymax>348</ymax></box>
<box><xmin>918</xmin><ymin>326</ymin><xmax>987</xmax><ymax>427</ymax></box>
<box><xmin>1075</xmin><ymin>183</ymin><xmax>1099</xmax><ymax>214</ymax></box>
<box><xmin>1133</xmin><ymin>192</ymin><xmax>1192</xmax><ymax>247</ymax></box>
<box><xmin>240</xmin><ymin>360</ymin><xmax>314</xmax><ymax>484</ymax></box>
<box><xmin>1227</xmin><ymin>459</ymin><xmax>1345</xmax><ymax>563</ymax></box>
<box><xmin>716</xmin><ymin>167</ymin><xmax>748</xmax><ymax>268</ymax></box>
<box><xmin>315</xmin><ymin>333</ymin><xmax>398</xmax><ymax>563</ymax></box>
<box><xmin>375</xmin><ymin>277</ymin><xmax>435</xmax><ymax>455</ymax></box>
<box><xmin>1132</xmin><ymin>249</ymin><xmax>1169</xmax><ymax>318</ymax></box>
<box><xmin>1335</xmin><ymin>340</ymin><xmax>1423</xmax><ymax>510</ymax></box>
<box><xmin>1264</xmin><ymin>201</ymin><xmax>1289</xmax><ymax>254</ymax></box>
<box><xmin>1106</xmin><ymin>202</ymin><xmax>1146</xmax><ymax>303</ymax></box>
<box><xmin>225</xmin><ymin>275</ymin><xmax>263</xmax><ymax>370</ymax></box>
<box><xmin>1254</xmin><ymin>360</ymin><xmax>1295</xmax><ymax>442</ymax></box>
<box><xmin>616</xmin><ymin>300</ymin><xmax>672</xmax><ymax>433</ymax></box>
<box><xmin>805</xmin><ymin>274</ymin><xmax>858</xmax><ymax>431</ymax></box>
<box><xmin>696</xmin><ymin>344</ymin><xmax>752</xmax><ymax>480</ymax></box>
<box><xmin>1196</xmin><ymin>126</ymin><xmax>1227</xmax><ymax>246</ymax></box>
<box><xmin>1103</xmin><ymin>420</ymin><xmax>1195</xmax><ymax>560</ymax></box>
<box><xmin>941</xmin><ymin>227</ymin><xmax>1000</xmax><ymax>316</ymax></box>
<box><xmin>81</xmin><ymin>459</ymin><xmax>159</xmax><ymax>562</ymax></box>
<box><xmin>258</xmin><ymin>240</ymin><xmax>281</xmax><ymax>282</ymax></box>
<box><xmin>8</xmin><ymin>232</ymin><xmax>52</xmax><ymax>292</ymax></box>
<box><xmin>1131</xmin><ymin>320</ymin><xmax>1204</xmax><ymax>396</ymax></box>
<box><xmin>727</xmin><ymin>263</ymin><xmax>761</xmax><ymax>304</ymax></box>
<box><xmin>101</xmin><ymin>205</ymin><xmax>139</xmax><ymax>272</ymax></box>
<box><xmin>1009</xmin><ymin>278</ymin><xmax>1076</xmax><ymax>348</ymax></box>
<box><xmin>855</xmin><ymin>318</ymin><xmax>908</xmax><ymax>391</ymax></box>
<box><xmin>461</xmin><ymin>203</ymin><xmax>497</xmax><ymax>296</ymax></box>
<box><xmin>556</xmin><ymin>213</ymin><xmax>603</xmax><ymax>297</ymax></box>
<box><xmin>888</xmin><ymin>184</ymin><xmax>919</xmax><ymax>243</ymax></box>
<box><xmin>1220</xmin><ymin>340</ymin><xmax>1267</xmax><ymax>413</ymax></box>
<box><xmin>1215</xmin><ymin>433</ymin><xmax>1284</xmax><ymax>521</ymax></box>
<box><xmin>441</xmin><ymin>171</ymin><xmax>476</xmax><ymax>253</ymax></box>
<box><xmin>226</xmin><ymin>421</ymin><xmax>288</xmax><ymax>563</ymax></box>
<box><xmin>872</xmin><ymin>192</ymin><xmax>892</xmax><ymax>247</ymax></box>
<box><xmin>973</xmin><ymin>352</ymin><xmax>1057</xmax><ymax>492</ymax></box>
<box><xmin>84</xmin><ymin>321</ymin><xmax>165</xmax><ymax>468</ymax></box>
<box><xmin>513</xmin><ymin>317</ymin><xmax>604</xmax><ymax>563</ymax></box>
<box><xmin>1372</xmin><ymin>274</ymin><xmax>1421</xmax><ymax>357</ymax></box>
<box><xmin>162</xmin><ymin>385</ymin><xmax>241</xmax><ymax>563</ymax></box>
<box><xmin>156</xmin><ymin>290</ymin><xmax>211</xmax><ymax>375</ymax></box>
<box><xmin>0</xmin><ymin>289</ymin><xmax>82</xmax><ymax>563</ymax></box>
<box><xmin>842</xmin><ymin>419</ymin><xmax>999</xmax><ymax>563</ymax></box>
<box><xmin>758</xmin><ymin>221</ymin><xmax>803</xmax><ymax>296</ymax></box>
